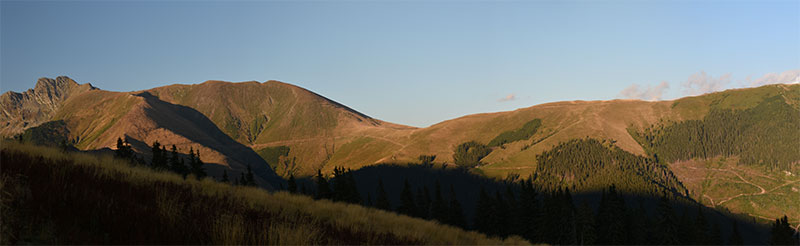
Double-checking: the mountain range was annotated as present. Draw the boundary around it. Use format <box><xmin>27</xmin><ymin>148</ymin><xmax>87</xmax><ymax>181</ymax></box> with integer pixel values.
<box><xmin>2</xmin><ymin>76</ymin><xmax>798</xmax><ymax>225</ymax></box>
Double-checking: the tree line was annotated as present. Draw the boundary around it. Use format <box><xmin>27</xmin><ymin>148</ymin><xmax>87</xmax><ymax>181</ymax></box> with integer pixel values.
<box><xmin>532</xmin><ymin>138</ymin><xmax>688</xmax><ymax>199</ymax></box>
<box><xmin>114</xmin><ymin>138</ymin><xmax>206</xmax><ymax>180</ymax></box>
<box><xmin>632</xmin><ymin>95</ymin><xmax>800</xmax><ymax>171</ymax></box>
<box><xmin>279</xmin><ymin>162</ymin><xmax>800</xmax><ymax>245</ymax></box>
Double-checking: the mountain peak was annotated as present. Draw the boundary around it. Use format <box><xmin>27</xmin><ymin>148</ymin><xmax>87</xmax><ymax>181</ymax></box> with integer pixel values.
<box><xmin>0</xmin><ymin>76</ymin><xmax>96</xmax><ymax>135</ymax></box>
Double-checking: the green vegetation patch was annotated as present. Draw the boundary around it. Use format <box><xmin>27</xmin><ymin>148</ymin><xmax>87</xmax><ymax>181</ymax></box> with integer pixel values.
<box><xmin>488</xmin><ymin>119</ymin><xmax>542</xmax><ymax>147</ymax></box>
<box><xmin>248</xmin><ymin>115</ymin><xmax>268</xmax><ymax>143</ymax></box>
<box><xmin>453</xmin><ymin>141</ymin><xmax>492</xmax><ymax>167</ymax></box>
<box><xmin>534</xmin><ymin>138</ymin><xmax>687</xmax><ymax>197</ymax></box>
<box><xmin>256</xmin><ymin>145</ymin><xmax>291</xmax><ymax>170</ymax></box>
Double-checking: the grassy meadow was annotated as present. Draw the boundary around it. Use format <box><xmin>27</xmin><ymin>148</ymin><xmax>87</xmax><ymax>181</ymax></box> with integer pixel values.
<box><xmin>0</xmin><ymin>141</ymin><xmax>528</xmax><ymax>245</ymax></box>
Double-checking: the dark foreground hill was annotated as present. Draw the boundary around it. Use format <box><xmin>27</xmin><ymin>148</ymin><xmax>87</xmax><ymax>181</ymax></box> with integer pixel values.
<box><xmin>0</xmin><ymin>141</ymin><xmax>527</xmax><ymax>245</ymax></box>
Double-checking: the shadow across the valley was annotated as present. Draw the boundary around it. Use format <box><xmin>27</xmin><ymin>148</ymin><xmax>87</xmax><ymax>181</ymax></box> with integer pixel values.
<box><xmin>297</xmin><ymin>163</ymin><xmax>774</xmax><ymax>245</ymax></box>
<box><xmin>129</xmin><ymin>92</ymin><xmax>282</xmax><ymax>188</ymax></box>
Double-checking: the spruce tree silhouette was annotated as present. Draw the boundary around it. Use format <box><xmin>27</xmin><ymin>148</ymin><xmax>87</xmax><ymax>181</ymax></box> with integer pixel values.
<box><xmin>375</xmin><ymin>179</ymin><xmax>391</xmax><ymax>211</ymax></box>
<box><xmin>168</xmin><ymin>145</ymin><xmax>187</xmax><ymax>178</ymax></box>
<box><xmin>415</xmin><ymin>187</ymin><xmax>430</xmax><ymax>219</ymax></box>
<box><xmin>430</xmin><ymin>180</ymin><xmax>447</xmax><ymax>223</ymax></box>
<box><xmin>518</xmin><ymin>179</ymin><xmax>539</xmax><ymax>241</ymax></box>
<box><xmin>188</xmin><ymin>148</ymin><xmax>206</xmax><ymax>179</ymax></box>
<box><xmin>287</xmin><ymin>174</ymin><xmax>297</xmax><ymax>193</ymax></box>
<box><xmin>446</xmin><ymin>184</ymin><xmax>466</xmax><ymax>228</ymax></box>
<box><xmin>221</xmin><ymin>170</ymin><xmax>230</xmax><ymax>183</ymax></box>
<box><xmin>314</xmin><ymin>170</ymin><xmax>331</xmax><ymax>199</ymax></box>
<box><xmin>729</xmin><ymin>221</ymin><xmax>744</xmax><ymax>245</ymax></box>
<box><xmin>576</xmin><ymin>200</ymin><xmax>596</xmax><ymax>245</ymax></box>
<box><xmin>150</xmin><ymin>141</ymin><xmax>167</xmax><ymax>170</ymax></box>
<box><xmin>397</xmin><ymin>179</ymin><xmax>416</xmax><ymax>216</ymax></box>
<box><xmin>655</xmin><ymin>194</ymin><xmax>680</xmax><ymax>245</ymax></box>
<box><xmin>245</xmin><ymin>165</ymin><xmax>256</xmax><ymax>186</ymax></box>
<box><xmin>596</xmin><ymin>185</ymin><xmax>626</xmax><ymax>244</ymax></box>
<box><xmin>473</xmin><ymin>186</ymin><xmax>494</xmax><ymax>234</ymax></box>
<box><xmin>770</xmin><ymin>215</ymin><xmax>799</xmax><ymax>245</ymax></box>
<box><xmin>693</xmin><ymin>205</ymin><xmax>710</xmax><ymax>245</ymax></box>
<box><xmin>114</xmin><ymin>137</ymin><xmax>134</xmax><ymax>160</ymax></box>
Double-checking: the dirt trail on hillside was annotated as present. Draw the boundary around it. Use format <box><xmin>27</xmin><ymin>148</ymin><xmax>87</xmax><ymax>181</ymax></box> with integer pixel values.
<box><xmin>687</xmin><ymin>166</ymin><xmax>800</xmax><ymax>206</ymax></box>
<box><xmin>703</xmin><ymin>194</ymin><xmax>716</xmax><ymax>207</ymax></box>
<box><xmin>687</xmin><ymin>166</ymin><xmax>766</xmax><ymax>205</ymax></box>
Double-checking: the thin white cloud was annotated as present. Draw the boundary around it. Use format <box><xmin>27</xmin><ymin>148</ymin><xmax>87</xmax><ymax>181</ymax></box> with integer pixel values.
<box><xmin>498</xmin><ymin>93</ymin><xmax>516</xmax><ymax>102</ymax></box>
<box><xmin>618</xmin><ymin>81</ymin><xmax>670</xmax><ymax>101</ymax></box>
<box><xmin>749</xmin><ymin>69</ymin><xmax>800</xmax><ymax>86</ymax></box>
<box><xmin>681</xmin><ymin>71</ymin><xmax>732</xmax><ymax>96</ymax></box>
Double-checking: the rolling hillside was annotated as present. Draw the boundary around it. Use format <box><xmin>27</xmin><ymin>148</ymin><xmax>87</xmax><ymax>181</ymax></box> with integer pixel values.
<box><xmin>2</xmin><ymin>77</ymin><xmax>798</xmax><ymax>224</ymax></box>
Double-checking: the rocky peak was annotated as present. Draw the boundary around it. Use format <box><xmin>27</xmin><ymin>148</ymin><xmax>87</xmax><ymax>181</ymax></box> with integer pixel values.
<box><xmin>0</xmin><ymin>76</ymin><xmax>96</xmax><ymax>136</ymax></box>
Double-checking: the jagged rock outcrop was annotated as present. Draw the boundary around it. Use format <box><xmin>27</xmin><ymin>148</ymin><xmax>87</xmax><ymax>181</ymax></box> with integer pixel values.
<box><xmin>0</xmin><ymin>76</ymin><xmax>95</xmax><ymax>135</ymax></box>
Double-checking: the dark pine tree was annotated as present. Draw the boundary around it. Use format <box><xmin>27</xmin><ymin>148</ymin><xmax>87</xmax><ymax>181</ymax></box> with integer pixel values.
<box><xmin>626</xmin><ymin>200</ymin><xmax>649</xmax><ymax>245</ymax></box>
<box><xmin>518</xmin><ymin>179</ymin><xmax>540</xmax><ymax>242</ymax></box>
<box><xmin>430</xmin><ymin>180</ymin><xmax>448</xmax><ymax>223</ymax></box>
<box><xmin>150</xmin><ymin>141</ymin><xmax>167</xmax><ymax>170</ymax></box>
<box><xmin>396</xmin><ymin>179</ymin><xmax>417</xmax><ymax>217</ymax></box>
<box><xmin>237</xmin><ymin>172</ymin><xmax>246</xmax><ymax>186</ymax></box>
<box><xmin>188</xmin><ymin>148</ymin><xmax>206</xmax><ymax>179</ymax></box>
<box><xmin>709</xmin><ymin>221</ymin><xmax>723</xmax><ymax>245</ymax></box>
<box><xmin>115</xmin><ymin>137</ymin><xmax>134</xmax><ymax>160</ymax></box>
<box><xmin>344</xmin><ymin>168</ymin><xmax>361</xmax><ymax>204</ymax></box>
<box><xmin>314</xmin><ymin>169</ymin><xmax>331</xmax><ymax>200</ymax></box>
<box><xmin>493</xmin><ymin>190</ymin><xmax>510</xmax><ymax>237</ymax></box>
<box><xmin>473</xmin><ymin>186</ymin><xmax>495</xmax><ymax>235</ymax></box>
<box><xmin>221</xmin><ymin>170</ymin><xmax>229</xmax><ymax>183</ymax></box>
<box><xmin>504</xmin><ymin>185</ymin><xmax>520</xmax><ymax>237</ymax></box>
<box><xmin>596</xmin><ymin>185</ymin><xmax>627</xmax><ymax>245</ymax></box>
<box><xmin>365</xmin><ymin>193</ymin><xmax>373</xmax><ymax>207</ymax></box>
<box><xmin>415</xmin><ymin>187</ymin><xmax>431</xmax><ymax>219</ymax></box>
<box><xmin>557</xmin><ymin>188</ymin><xmax>577</xmax><ymax>245</ymax></box>
<box><xmin>693</xmin><ymin>205</ymin><xmax>710</xmax><ymax>245</ymax></box>
<box><xmin>655</xmin><ymin>194</ymin><xmax>680</xmax><ymax>245</ymax></box>
<box><xmin>245</xmin><ymin>165</ymin><xmax>256</xmax><ymax>186</ymax></box>
<box><xmin>728</xmin><ymin>221</ymin><xmax>744</xmax><ymax>245</ymax></box>
<box><xmin>169</xmin><ymin>145</ymin><xmax>187</xmax><ymax>178</ymax></box>
<box><xmin>770</xmin><ymin>215</ymin><xmax>799</xmax><ymax>245</ymax></box>
<box><xmin>576</xmin><ymin>200</ymin><xmax>597</xmax><ymax>245</ymax></box>
<box><xmin>375</xmin><ymin>178</ymin><xmax>391</xmax><ymax>211</ymax></box>
<box><xmin>287</xmin><ymin>174</ymin><xmax>297</xmax><ymax>193</ymax></box>
<box><xmin>678</xmin><ymin>209</ymin><xmax>696</xmax><ymax>245</ymax></box>
<box><xmin>446</xmin><ymin>184</ymin><xmax>466</xmax><ymax>228</ymax></box>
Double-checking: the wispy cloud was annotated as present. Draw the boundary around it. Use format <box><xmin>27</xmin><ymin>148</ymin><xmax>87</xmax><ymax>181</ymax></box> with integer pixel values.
<box><xmin>749</xmin><ymin>69</ymin><xmax>800</xmax><ymax>86</ymax></box>
<box><xmin>681</xmin><ymin>71</ymin><xmax>731</xmax><ymax>96</ymax></box>
<box><xmin>618</xmin><ymin>81</ymin><xmax>670</xmax><ymax>101</ymax></box>
<box><xmin>498</xmin><ymin>93</ymin><xmax>516</xmax><ymax>102</ymax></box>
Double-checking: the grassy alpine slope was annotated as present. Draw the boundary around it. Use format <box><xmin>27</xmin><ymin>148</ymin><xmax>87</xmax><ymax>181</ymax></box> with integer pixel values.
<box><xmin>0</xmin><ymin>141</ymin><xmax>527</xmax><ymax>245</ymax></box>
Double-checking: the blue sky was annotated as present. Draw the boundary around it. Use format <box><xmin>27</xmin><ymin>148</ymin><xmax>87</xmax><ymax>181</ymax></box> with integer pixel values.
<box><xmin>2</xmin><ymin>1</ymin><xmax>798</xmax><ymax>127</ymax></box>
